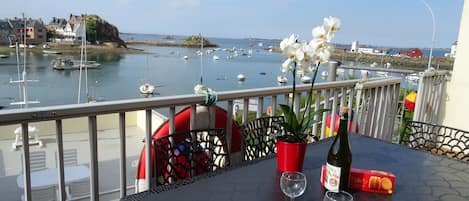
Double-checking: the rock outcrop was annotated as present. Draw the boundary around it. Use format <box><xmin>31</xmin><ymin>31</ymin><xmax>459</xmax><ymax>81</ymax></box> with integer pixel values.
<box><xmin>86</xmin><ymin>15</ymin><xmax>126</xmax><ymax>48</ymax></box>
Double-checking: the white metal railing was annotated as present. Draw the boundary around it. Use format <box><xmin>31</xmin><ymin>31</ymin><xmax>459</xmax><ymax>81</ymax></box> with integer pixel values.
<box><xmin>0</xmin><ymin>77</ymin><xmax>400</xmax><ymax>201</ymax></box>
<box><xmin>413</xmin><ymin>70</ymin><xmax>450</xmax><ymax>124</ymax></box>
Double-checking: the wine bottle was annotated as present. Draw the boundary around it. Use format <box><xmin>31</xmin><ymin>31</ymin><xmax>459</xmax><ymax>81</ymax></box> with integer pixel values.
<box><xmin>324</xmin><ymin>106</ymin><xmax>352</xmax><ymax>192</ymax></box>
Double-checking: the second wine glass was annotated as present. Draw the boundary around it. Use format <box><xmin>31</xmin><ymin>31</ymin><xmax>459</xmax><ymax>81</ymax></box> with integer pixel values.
<box><xmin>280</xmin><ymin>171</ymin><xmax>307</xmax><ymax>201</ymax></box>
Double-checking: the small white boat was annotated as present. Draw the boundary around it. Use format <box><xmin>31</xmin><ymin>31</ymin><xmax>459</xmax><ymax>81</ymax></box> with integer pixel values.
<box><xmin>277</xmin><ymin>75</ymin><xmax>288</xmax><ymax>84</ymax></box>
<box><xmin>183</xmin><ymin>56</ymin><xmax>189</xmax><ymax>60</ymax></box>
<box><xmin>237</xmin><ymin>74</ymin><xmax>246</xmax><ymax>81</ymax></box>
<box><xmin>139</xmin><ymin>83</ymin><xmax>155</xmax><ymax>94</ymax></box>
<box><xmin>0</xmin><ymin>54</ymin><xmax>8</xmax><ymax>58</ymax></box>
<box><xmin>405</xmin><ymin>73</ymin><xmax>420</xmax><ymax>82</ymax></box>
<box><xmin>376</xmin><ymin>71</ymin><xmax>388</xmax><ymax>77</ymax></box>
<box><xmin>52</xmin><ymin>58</ymin><xmax>100</xmax><ymax>70</ymax></box>
<box><xmin>42</xmin><ymin>50</ymin><xmax>62</xmax><ymax>54</ymax></box>
<box><xmin>321</xmin><ymin>71</ymin><xmax>329</xmax><ymax>77</ymax></box>
<box><xmin>301</xmin><ymin>76</ymin><xmax>312</xmax><ymax>83</ymax></box>
<box><xmin>213</xmin><ymin>55</ymin><xmax>220</xmax><ymax>60</ymax></box>
<box><xmin>360</xmin><ymin>70</ymin><xmax>370</xmax><ymax>78</ymax></box>
<box><xmin>337</xmin><ymin>68</ymin><xmax>345</xmax><ymax>77</ymax></box>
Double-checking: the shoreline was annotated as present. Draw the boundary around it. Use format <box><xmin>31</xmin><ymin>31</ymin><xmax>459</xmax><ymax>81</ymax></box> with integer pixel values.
<box><xmin>0</xmin><ymin>44</ymin><xmax>144</xmax><ymax>55</ymax></box>
<box><xmin>125</xmin><ymin>41</ymin><xmax>219</xmax><ymax>48</ymax></box>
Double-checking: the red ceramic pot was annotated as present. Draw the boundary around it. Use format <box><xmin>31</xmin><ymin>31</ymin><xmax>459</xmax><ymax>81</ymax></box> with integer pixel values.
<box><xmin>276</xmin><ymin>140</ymin><xmax>307</xmax><ymax>172</ymax></box>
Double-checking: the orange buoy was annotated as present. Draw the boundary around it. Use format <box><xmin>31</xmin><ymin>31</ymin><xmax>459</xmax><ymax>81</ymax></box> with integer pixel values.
<box><xmin>404</xmin><ymin>92</ymin><xmax>417</xmax><ymax>112</ymax></box>
<box><xmin>325</xmin><ymin>112</ymin><xmax>359</xmax><ymax>137</ymax></box>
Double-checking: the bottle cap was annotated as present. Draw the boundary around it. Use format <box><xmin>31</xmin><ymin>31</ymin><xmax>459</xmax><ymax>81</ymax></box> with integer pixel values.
<box><xmin>340</xmin><ymin>106</ymin><xmax>349</xmax><ymax>114</ymax></box>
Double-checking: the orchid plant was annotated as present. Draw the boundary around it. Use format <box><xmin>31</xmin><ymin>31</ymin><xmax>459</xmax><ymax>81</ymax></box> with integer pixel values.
<box><xmin>278</xmin><ymin>16</ymin><xmax>341</xmax><ymax>143</ymax></box>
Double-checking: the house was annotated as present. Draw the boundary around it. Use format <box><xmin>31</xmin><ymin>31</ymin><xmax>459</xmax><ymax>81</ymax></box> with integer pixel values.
<box><xmin>46</xmin><ymin>17</ymin><xmax>67</xmax><ymax>31</ymax></box>
<box><xmin>450</xmin><ymin>41</ymin><xmax>457</xmax><ymax>58</ymax></box>
<box><xmin>7</xmin><ymin>17</ymin><xmax>46</xmax><ymax>45</ymax></box>
<box><xmin>47</xmin><ymin>14</ymin><xmax>84</xmax><ymax>44</ymax></box>
<box><xmin>0</xmin><ymin>19</ymin><xmax>12</xmax><ymax>45</ymax></box>
<box><xmin>402</xmin><ymin>48</ymin><xmax>423</xmax><ymax>58</ymax></box>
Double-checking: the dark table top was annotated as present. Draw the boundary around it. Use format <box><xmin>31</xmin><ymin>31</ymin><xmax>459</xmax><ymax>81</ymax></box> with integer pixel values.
<box><xmin>122</xmin><ymin>134</ymin><xmax>469</xmax><ymax>201</ymax></box>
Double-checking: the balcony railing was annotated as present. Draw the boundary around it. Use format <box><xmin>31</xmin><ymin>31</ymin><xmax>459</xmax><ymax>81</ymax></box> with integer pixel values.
<box><xmin>413</xmin><ymin>70</ymin><xmax>451</xmax><ymax>124</ymax></box>
<box><xmin>0</xmin><ymin>77</ymin><xmax>401</xmax><ymax>201</ymax></box>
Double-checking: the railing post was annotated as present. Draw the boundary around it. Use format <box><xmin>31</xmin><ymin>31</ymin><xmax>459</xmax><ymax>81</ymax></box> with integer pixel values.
<box><xmin>21</xmin><ymin>122</ymin><xmax>31</xmax><ymax>201</ymax></box>
<box><xmin>119</xmin><ymin>112</ymin><xmax>127</xmax><ymax>198</ymax></box>
<box><xmin>55</xmin><ymin>120</ymin><xmax>66</xmax><ymax>201</ymax></box>
<box><xmin>88</xmin><ymin>116</ymin><xmax>99</xmax><ymax>201</ymax></box>
<box><xmin>145</xmin><ymin>109</ymin><xmax>152</xmax><ymax>188</ymax></box>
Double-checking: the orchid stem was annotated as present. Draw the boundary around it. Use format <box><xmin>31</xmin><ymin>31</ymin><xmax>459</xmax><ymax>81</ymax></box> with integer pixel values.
<box><xmin>302</xmin><ymin>62</ymin><xmax>320</xmax><ymax>127</ymax></box>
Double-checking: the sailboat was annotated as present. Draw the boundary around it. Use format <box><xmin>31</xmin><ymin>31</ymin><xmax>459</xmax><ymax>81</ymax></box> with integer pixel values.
<box><xmin>77</xmin><ymin>15</ymin><xmax>98</xmax><ymax>103</ymax></box>
<box><xmin>139</xmin><ymin>56</ymin><xmax>156</xmax><ymax>95</ymax></box>
<box><xmin>9</xmin><ymin>14</ymin><xmax>42</xmax><ymax>149</ymax></box>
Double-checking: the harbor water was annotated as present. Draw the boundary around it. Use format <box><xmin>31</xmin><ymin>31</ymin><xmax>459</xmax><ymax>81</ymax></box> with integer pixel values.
<box><xmin>0</xmin><ymin>33</ymin><xmax>421</xmax><ymax>109</ymax></box>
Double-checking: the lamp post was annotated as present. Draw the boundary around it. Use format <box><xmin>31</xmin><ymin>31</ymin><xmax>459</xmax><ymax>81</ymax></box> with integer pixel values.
<box><xmin>420</xmin><ymin>0</ymin><xmax>436</xmax><ymax>71</ymax></box>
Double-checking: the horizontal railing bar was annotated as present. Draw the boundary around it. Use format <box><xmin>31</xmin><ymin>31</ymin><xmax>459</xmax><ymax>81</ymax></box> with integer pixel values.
<box><xmin>360</xmin><ymin>78</ymin><xmax>401</xmax><ymax>89</ymax></box>
<box><xmin>420</xmin><ymin>70</ymin><xmax>450</xmax><ymax>77</ymax></box>
<box><xmin>340</xmin><ymin>65</ymin><xmax>416</xmax><ymax>74</ymax></box>
<box><xmin>0</xmin><ymin>78</ymin><xmax>397</xmax><ymax>126</ymax></box>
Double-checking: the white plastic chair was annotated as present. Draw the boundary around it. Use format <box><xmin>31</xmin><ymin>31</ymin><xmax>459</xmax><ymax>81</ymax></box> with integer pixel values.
<box><xmin>55</xmin><ymin>149</ymin><xmax>78</xmax><ymax>167</ymax></box>
<box><xmin>21</xmin><ymin>150</ymin><xmax>47</xmax><ymax>172</ymax></box>
<box><xmin>67</xmin><ymin>179</ymin><xmax>90</xmax><ymax>200</ymax></box>
<box><xmin>21</xmin><ymin>185</ymin><xmax>56</xmax><ymax>201</ymax></box>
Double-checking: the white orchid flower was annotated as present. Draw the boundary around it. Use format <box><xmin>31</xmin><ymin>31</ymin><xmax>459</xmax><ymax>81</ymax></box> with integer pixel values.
<box><xmin>314</xmin><ymin>43</ymin><xmax>333</xmax><ymax>63</ymax></box>
<box><xmin>323</xmin><ymin>16</ymin><xmax>341</xmax><ymax>33</ymax></box>
<box><xmin>280</xmin><ymin>34</ymin><xmax>299</xmax><ymax>57</ymax></box>
<box><xmin>281</xmin><ymin>58</ymin><xmax>292</xmax><ymax>72</ymax></box>
<box><xmin>312</xmin><ymin>26</ymin><xmax>328</xmax><ymax>42</ymax></box>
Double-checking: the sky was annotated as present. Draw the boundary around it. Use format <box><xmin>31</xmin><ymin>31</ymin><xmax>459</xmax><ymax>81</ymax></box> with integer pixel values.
<box><xmin>1</xmin><ymin>0</ymin><xmax>464</xmax><ymax>48</ymax></box>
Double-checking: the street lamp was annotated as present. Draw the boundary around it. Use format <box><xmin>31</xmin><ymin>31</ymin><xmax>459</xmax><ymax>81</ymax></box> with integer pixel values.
<box><xmin>420</xmin><ymin>0</ymin><xmax>436</xmax><ymax>71</ymax></box>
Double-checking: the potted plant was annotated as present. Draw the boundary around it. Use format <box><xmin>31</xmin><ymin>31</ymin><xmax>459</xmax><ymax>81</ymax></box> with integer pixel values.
<box><xmin>276</xmin><ymin>16</ymin><xmax>341</xmax><ymax>172</ymax></box>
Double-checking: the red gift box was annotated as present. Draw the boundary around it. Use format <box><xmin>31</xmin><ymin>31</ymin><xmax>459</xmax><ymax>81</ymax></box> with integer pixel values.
<box><xmin>320</xmin><ymin>165</ymin><xmax>395</xmax><ymax>194</ymax></box>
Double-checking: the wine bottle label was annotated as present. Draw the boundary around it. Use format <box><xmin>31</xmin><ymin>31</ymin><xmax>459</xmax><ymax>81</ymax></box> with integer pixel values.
<box><xmin>325</xmin><ymin>162</ymin><xmax>341</xmax><ymax>192</ymax></box>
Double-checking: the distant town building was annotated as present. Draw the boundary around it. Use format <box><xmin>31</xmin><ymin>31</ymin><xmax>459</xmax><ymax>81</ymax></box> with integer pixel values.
<box><xmin>351</xmin><ymin>41</ymin><xmax>359</xmax><ymax>52</ymax></box>
<box><xmin>46</xmin><ymin>17</ymin><xmax>67</xmax><ymax>31</ymax></box>
<box><xmin>402</xmin><ymin>48</ymin><xmax>423</xmax><ymax>58</ymax></box>
<box><xmin>7</xmin><ymin>17</ymin><xmax>46</xmax><ymax>45</ymax></box>
<box><xmin>0</xmin><ymin>19</ymin><xmax>12</xmax><ymax>45</ymax></box>
<box><xmin>450</xmin><ymin>41</ymin><xmax>457</xmax><ymax>58</ymax></box>
<box><xmin>47</xmin><ymin>14</ymin><xmax>85</xmax><ymax>44</ymax></box>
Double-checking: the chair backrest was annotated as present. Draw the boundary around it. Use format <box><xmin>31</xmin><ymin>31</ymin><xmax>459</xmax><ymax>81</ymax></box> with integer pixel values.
<box><xmin>153</xmin><ymin>128</ymin><xmax>230</xmax><ymax>186</ymax></box>
<box><xmin>400</xmin><ymin>121</ymin><xmax>469</xmax><ymax>161</ymax></box>
<box><xmin>240</xmin><ymin>116</ymin><xmax>285</xmax><ymax>161</ymax></box>
<box><xmin>55</xmin><ymin>149</ymin><xmax>78</xmax><ymax>167</ymax></box>
<box><xmin>21</xmin><ymin>150</ymin><xmax>47</xmax><ymax>172</ymax></box>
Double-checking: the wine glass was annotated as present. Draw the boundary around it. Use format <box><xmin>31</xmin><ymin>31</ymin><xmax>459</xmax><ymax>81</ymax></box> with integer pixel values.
<box><xmin>280</xmin><ymin>171</ymin><xmax>307</xmax><ymax>200</ymax></box>
<box><xmin>323</xmin><ymin>191</ymin><xmax>354</xmax><ymax>201</ymax></box>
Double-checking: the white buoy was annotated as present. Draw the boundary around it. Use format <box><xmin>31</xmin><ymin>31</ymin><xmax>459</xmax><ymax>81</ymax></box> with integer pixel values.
<box><xmin>237</xmin><ymin>74</ymin><xmax>246</xmax><ymax>81</ymax></box>
<box><xmin>321</xmin><ymin>71</ymin><xmax>329</xmax><ymax>77</ymax></box>
<box><xmin>301</xmin><ymin>76</ymin><xmax>312</xmax><ymax>83</ymax></box>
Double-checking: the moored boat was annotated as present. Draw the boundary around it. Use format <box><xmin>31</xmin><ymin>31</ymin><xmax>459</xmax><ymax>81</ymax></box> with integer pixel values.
<box><xmin>139</xmin><ymin>83</ymin><xmax>155</xmax><ymax>94</ymax></box>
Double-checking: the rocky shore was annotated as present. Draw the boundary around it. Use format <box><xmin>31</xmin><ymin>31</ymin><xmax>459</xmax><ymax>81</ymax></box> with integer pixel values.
<box><xmin>331</xmin><ymin>50</ymin><xmax>454</xmax><ymax>70</ymax></box>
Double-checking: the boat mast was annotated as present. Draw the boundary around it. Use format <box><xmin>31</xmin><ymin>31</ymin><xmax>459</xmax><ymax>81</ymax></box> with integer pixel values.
<box><xmin>10</xmin><ymin>13</ymin><xmax>39</xmax><ymax>108</ymax></box>
<box><xmin>199</xmin><ymin>33</ymin><xmax>203</xmax><ymax>85</ymax></box>
<box><xmin>77</xmin><ymin>15</ymin><xmax>85</xmax><ymax>104</ymax></box>
<box><xmin>84</xmin><ymin>15</ymin><xmax>89</xmax><ymax>101</ymax></box>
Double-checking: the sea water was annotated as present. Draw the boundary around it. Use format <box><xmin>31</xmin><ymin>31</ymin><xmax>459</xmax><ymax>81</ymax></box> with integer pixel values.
<box><xmin>0</xmin><ymin>33</ymin><xmax>422</xmax><ymax>109</ymax></box>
